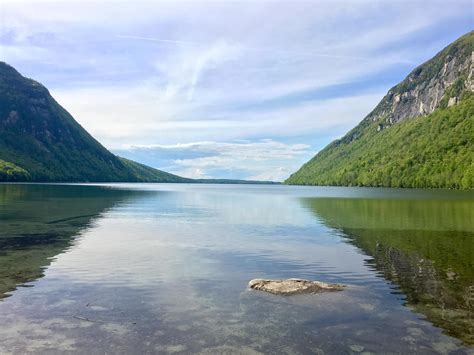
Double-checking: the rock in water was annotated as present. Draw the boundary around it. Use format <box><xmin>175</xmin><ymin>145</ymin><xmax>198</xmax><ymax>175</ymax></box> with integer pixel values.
<box><xmin>248</xmin><ymin>279</ymin><xmax>345</xmax><ymax>295</ymax></box>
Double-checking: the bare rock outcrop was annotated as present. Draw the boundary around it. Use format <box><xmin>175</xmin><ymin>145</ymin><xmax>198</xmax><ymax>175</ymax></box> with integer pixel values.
<box><xmin>365</xmin><ymin>32</ymin><xmax>474</xmax><ymax>128</ymax></box>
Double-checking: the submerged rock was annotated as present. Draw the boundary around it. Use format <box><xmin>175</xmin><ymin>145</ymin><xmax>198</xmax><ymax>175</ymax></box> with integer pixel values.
<box><xmin>248</xmin><ymin>279</ymin><xmax>345</xmax><ymax>296</ymax></box>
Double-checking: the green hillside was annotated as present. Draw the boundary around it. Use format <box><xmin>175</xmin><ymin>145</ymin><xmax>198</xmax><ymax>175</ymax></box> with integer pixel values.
<box><xmin>287</xmin><ymin>95</ymin><xmax>474</xmax><ymax>189</ymax></box>
<box><xmin>0</xmin><ymin>62</ymin><xmax>186</xmax><ymax>183</ymax></box>
<box><xmin>287</xmin><ymin>32</ymin><xmax>474</xmax><ymax>189</ymax></box>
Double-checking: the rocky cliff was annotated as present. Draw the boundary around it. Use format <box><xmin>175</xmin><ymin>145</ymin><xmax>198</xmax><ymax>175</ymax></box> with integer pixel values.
<box><xmin>367</xmin><ymin>31</ymin><xmax>473</xmax><ymax>129</ymax></box>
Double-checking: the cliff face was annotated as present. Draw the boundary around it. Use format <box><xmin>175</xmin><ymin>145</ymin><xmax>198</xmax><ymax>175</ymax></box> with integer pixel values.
<box><xmin>367</xmin><ymin>31</ymin><xmax>473</xmax><ymax>128</ymax></box>
<box><xmin>286</xmin><ymin>31</ymin><xmax>474</xmax><ymax>189</ymax></box>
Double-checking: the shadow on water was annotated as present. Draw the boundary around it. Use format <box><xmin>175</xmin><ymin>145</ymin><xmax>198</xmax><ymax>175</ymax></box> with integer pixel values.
<box><xmin>301</xmin><ymin>195</ymin><xmax>474</xmax><ymax>345</ymax></box>
<box><xmin>0</xmin><ymin>184</ymin><xmax>152</xmax><ymax>300</ymax></box>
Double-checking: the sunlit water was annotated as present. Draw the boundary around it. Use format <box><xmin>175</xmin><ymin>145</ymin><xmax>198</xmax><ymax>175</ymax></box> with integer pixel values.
<box><xmin>0</xmin><ymin>183</ymin><xmax>473</xmax><ymax>354</ymax></box>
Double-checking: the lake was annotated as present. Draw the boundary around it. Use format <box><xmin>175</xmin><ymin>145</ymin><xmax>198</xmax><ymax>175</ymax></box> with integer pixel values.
<box><xmin>0</xmin><ymin>183</ymin><xmax>473</xmax><ymax>354</ymax></box>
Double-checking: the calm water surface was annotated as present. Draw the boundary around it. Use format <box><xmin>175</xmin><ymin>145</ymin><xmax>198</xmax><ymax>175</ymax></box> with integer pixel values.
<box><xmin>0</xmin><ymin>183</ymin><xmax>473</xmax><ymax>354</ymax></box>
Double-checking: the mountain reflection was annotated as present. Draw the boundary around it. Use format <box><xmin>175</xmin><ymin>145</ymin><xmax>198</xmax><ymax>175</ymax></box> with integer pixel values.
<box><xmin>302</xmin><ymin>197</ymin><xmax>474</xmax><ymax>345</ymax></box>
<box><xmin>0</xmin><ymin>184</ymin><xmax>148</xmax><ymax>299</ymax></box>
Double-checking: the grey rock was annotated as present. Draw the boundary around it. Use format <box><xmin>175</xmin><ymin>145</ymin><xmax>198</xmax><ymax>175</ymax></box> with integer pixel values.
<box><xmin>349</xmin><ymin>344</ymin><xmax>365</xmax><ymax>353</ymax></box>
<box><xmin>248</xmin><ymin>278</ymin><xmax>345</xmax><ymax>296</ymax></box>
<box><xmin>366</xmin><ymin>46</ymin><xmax>473</xmax><ymax>127</ymax></box>
<box><xmin>447</xmin><ymin>97</ymin><xmax>457</xmax><ymax>107</ymax></box>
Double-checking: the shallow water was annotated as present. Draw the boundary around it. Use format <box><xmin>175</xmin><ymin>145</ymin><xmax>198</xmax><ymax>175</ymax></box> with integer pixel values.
<box><xmin>0</xmin><ymin>183</ymin><xmax>473</xmax><ymax>354</ymax></box>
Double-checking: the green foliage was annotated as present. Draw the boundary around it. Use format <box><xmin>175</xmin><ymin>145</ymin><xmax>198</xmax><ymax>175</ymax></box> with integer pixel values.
<box><xmin>286</xmin><ymin>96</ymin><xmax>474</xmax><ymax>189</ymax></box>
<box><xmin>0</xmin><ymin>159</ymin><xmax>30</xmax><ymax>181</ymax></box>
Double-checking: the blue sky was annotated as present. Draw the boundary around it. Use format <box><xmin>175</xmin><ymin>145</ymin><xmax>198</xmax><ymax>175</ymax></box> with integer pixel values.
<box><xmin>1</xmin><ymin>0</ymin><xmax>472</xmax><ymax>181</ymax></box>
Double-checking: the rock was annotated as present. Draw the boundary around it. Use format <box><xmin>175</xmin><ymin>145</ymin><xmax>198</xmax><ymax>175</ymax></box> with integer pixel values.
<box><xmin>248</xmin><ymin>278</ymin><xmax>345</xmax><ymax>296</ymax></box>
<box><xmin>349</xmin><ymin>344</ymin><xmax>365</xmax><ymax>353</ymax></box>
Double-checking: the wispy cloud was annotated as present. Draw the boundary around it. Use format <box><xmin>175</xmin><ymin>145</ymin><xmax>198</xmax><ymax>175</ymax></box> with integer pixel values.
<box><xmin>116</xmin><ymin>35</ymin><xmax>199</xmax><ymax>46</ymax></box>
<box><xmin>116</xmin><ymin>34</ymin><xmax>381</xmax><ymax>62</ymax></box>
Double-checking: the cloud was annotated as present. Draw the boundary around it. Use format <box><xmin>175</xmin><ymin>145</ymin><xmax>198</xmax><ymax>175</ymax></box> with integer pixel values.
<box><xmin>116</xmin><ymin>139</ymin><xmax>311</xmax><ymax>181</ymax></box>
<box><xmin>116</xmin><ymin>35</ymin><xmax>198</xmax><ymax>46</ymax></box>
<box><xmin>116</xmin><ymin>34</ymin><xmax>382</xmax><ymax>62</ymax></box>
<box><xmin>52</xmin><ymin>85</ymin><xmax>383</xmax><ymax>148</ymax></box>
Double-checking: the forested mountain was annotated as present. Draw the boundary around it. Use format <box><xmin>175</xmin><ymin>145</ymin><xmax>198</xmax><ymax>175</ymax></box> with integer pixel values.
<box><xmin>286</xmin><ymin>31</ymin><xmax>474</xmax><ymax>189</ymax></box>
<box><xmin>0</xmin><ymin>62</ymin><xmax>188</xmax><ymax>183</ymax></box>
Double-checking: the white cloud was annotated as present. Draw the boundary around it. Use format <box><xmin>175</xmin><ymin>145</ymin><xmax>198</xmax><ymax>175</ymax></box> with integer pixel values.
<box><xmin>53</xmin><ymin>85</ymin><xmax>383</xmax><ymax>149</ymax></box>
<box><xmin>121</xmin><ymin>139</ymin><xmax>311</xmax><ymax>181</ymax></box>
<box><xmin>174</xmin><ymin>167</ymin><xmax>210</xmax><ymax>180</ymax></box>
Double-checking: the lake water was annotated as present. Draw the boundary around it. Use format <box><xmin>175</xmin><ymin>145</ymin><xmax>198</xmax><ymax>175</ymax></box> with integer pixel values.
<box><xmin>0</xmin><ymin>183</ymin><xmax>473</xmax><ymax>354</ymax></box>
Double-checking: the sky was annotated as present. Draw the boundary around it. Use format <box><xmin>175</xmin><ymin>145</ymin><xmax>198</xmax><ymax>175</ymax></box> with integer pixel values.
<box><xmin>0</xmin><ymin>0</ymin><xmax>472</xmax><ymax>181</ymax></box>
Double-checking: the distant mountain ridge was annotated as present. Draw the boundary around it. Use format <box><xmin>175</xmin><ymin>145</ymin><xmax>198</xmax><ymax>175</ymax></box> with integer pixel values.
<box><xmin>0</xmin><ymin>61</ymin><xmax>188</xmax><ymax>183</ymax></box>
<box><xmin>287</xmin><ymin>31</ymin><xmax>474</xmax><ymax>189</ymax></box>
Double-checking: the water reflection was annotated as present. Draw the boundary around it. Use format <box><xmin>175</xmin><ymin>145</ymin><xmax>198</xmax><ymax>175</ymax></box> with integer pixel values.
<box><xmin>302</xmin><ymin>197</ymin><xmax>474</xmax><ymax>344</ymax></box>
<box><xmin>0</xmin><ymin>184</ymin><xmax>150</xmax><ymax>299</ymax></box>
<box><xmin>0</xmin><ymin>184</ymin><xmax>473</xmax><ymax>353</ymax></box>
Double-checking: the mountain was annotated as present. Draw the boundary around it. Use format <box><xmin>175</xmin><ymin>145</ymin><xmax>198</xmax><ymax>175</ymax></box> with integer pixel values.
<box><xmin>286</xmin><ymin>31</ymin><xmax>474</xmax><ymax>189</ymax></box>
<box><xmin>0</xmin><ymin>62</ymin><xmax>188</xmax><ymax>182</ymax></box>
